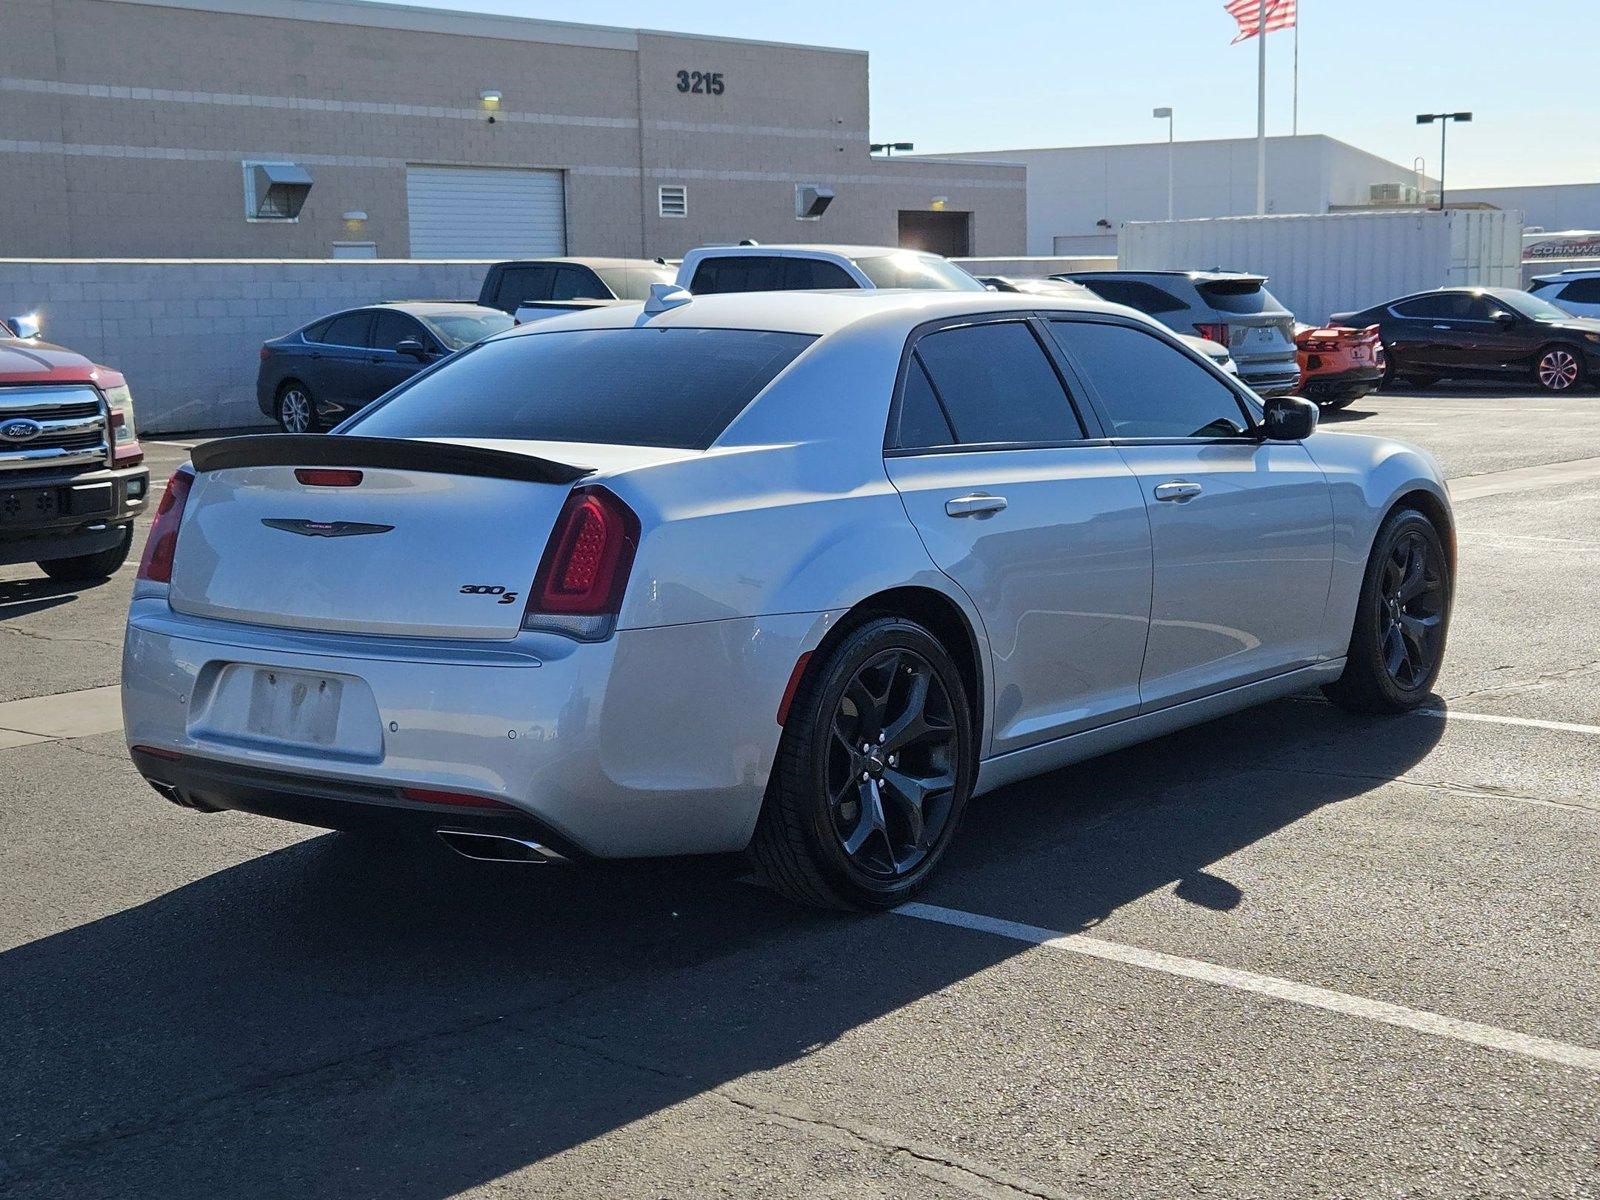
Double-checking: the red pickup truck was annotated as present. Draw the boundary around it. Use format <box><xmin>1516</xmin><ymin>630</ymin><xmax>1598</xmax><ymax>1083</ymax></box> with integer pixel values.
<box><xmin>1</xmin><ymin>315</ymin><xmax>150</xmax><ymax>580</ymax></box>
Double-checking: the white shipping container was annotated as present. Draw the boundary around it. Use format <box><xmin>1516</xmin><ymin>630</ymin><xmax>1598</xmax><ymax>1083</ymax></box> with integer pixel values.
<box><xmin>1117</xmin><ymin>209</ymin><xmax>1523</xmax><ymax>325</ymax></box>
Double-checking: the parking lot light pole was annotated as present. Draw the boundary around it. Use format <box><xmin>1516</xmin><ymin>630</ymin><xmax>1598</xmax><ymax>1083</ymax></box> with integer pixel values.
<box><xmin>1415</xmin><ymin>112</ymin><xmax>1472</xmax><ymax>210</ymax></box>
<box><xmin>1154</xmin><ymin>107</ymin><xmax>1174</xmax><ymax>220</ymax></box>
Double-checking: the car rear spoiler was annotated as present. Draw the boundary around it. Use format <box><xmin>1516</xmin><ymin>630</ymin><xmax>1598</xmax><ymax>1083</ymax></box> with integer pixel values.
<box><xmin>190</xmin><ymin>435</ymin><xmax>593</xmax><ymax>486</ymax></box>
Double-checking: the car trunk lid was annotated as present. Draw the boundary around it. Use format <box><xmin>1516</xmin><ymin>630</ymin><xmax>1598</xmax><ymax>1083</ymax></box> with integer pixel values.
<box><xmin>168</xmin><ymin>435</ymin><xmax>592</xmax><ymax>640</ymax></box>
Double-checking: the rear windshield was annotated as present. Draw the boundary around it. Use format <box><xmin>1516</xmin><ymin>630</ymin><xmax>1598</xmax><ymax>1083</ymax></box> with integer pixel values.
<box><xmin>1196</xmin><ymin>279</ymin><xmax>1286</xmax><ymax>315</ymax></box>
<box><xmin>419</xmin><ymin>310</ymin><xmax>515</xmax><ymax>350</ymax></box>
<box><xmin>595</xmin><ymin>265</ymin><xmax>678</xmax><ymax>300</ymax></box>
<box><xmin>347</xmin><ymin>327</ymin><xmax>816</xmax><ymax>450</ymax></box>
<box><xmin>852</xmin><ymin>254</ymin><xmax>986</xmax><ymax>291</ymax></box>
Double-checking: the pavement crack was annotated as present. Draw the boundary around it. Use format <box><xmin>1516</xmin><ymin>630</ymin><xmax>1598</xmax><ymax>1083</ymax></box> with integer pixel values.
<box><xmin>715</xmin><ymin>1082</ymin><xmax>1081</xmax><ymax>1199</ymax></box>
<box><xmin>1443</xmin><ymin>659</ymin><xmax>1600</xmax><ymax>705</ymax></box>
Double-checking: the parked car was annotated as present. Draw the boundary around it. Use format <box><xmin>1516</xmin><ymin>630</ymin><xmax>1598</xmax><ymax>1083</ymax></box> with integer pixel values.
<box><xmin>126</xmin><ymin>288</ymin><xmax>1454</xmax><ymax>910</ymax></box>
<box><xmin>675</xmin><ymin>244</ymin><xmax>986</xmax><ymax>294</ymax></box>
<box><xmin>1295</xmin><ymin>323</ymin><xmax>1385</xmax><ymax>409</ymax></box>
<box><xmin>1527</xmin><ymin>268</ymin><xmax>1600</xmax><ymax>320</ymax></box>
<box><xmin>1</xmin><ymin>313</ymin><xmax>149</xmax><ymax>580</ymax></box>
<box><xmin>1332</xmin><ymin>287</ymin><xmax>1600</xmax><ymax>393</ymax></box>
<box><xmin>1061</xmin><ymin>270</ymin><xmax>1301</xmax><ymax>396</ymax></box>
<box><xmin>477</xmin><ymin>257</ymin><xmax>677</xmax><ymax>324</ymax></box>
<box><xmin>257</xmin><ymin>302</ymin><xmax>513</xmax><ymax>432</ymax></box>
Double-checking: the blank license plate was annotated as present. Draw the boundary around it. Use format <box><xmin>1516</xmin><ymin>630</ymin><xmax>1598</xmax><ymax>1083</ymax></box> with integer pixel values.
<box><xmin>245</xmin><ymin>668</ymin><xmax>344</xmax><ymax>747</ymax></box>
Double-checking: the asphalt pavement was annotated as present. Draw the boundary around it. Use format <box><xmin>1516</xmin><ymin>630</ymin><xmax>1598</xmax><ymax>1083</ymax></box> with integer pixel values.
<box><xmin>1</xmin><ymin>394</ymin><xmax>1597</xmax><ymax>1199</ymax></box>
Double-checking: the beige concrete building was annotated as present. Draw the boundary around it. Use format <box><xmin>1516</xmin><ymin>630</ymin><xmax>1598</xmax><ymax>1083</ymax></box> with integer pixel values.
<box><xmin>1</xmin><ymin>0</ymin><xmax>1024</xmax><ymax>259</ymax></box>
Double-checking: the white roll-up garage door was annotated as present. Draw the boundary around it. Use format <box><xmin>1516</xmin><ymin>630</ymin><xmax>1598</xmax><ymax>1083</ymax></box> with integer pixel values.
<box><xmin>405</xmin><ymin>166</ymin><xmax>566</xmax><ymax>258</ymax></box>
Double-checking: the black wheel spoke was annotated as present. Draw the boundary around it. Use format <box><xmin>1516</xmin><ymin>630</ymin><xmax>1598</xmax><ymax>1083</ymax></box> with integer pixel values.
<box><xmin>825</xmin><ymin>645</ymin><xmax>960</xmax><ymax>881</ymax></box>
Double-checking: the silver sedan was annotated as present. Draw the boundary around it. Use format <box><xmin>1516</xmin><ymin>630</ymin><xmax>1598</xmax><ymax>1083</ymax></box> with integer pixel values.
<box><xmin>122</xmin><ymin>289</ymin><xmax>1454</xmax><ymax>909</ymax></box>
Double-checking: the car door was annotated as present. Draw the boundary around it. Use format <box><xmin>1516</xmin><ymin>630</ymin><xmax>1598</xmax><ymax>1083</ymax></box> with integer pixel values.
<box><xmin>882</xmin><ymin>316</ymin><xmax>1153</xmax><ymax>753</ymax></box>
<box><xmin>1047</xmin><ymin>316</ymin><xmax>1335</xmax><ymax>710</ymax></box>
<box><xmin>1460</xmin><ymin>294</ymin><xmax>1542</xmax><ymax>375</ymax></box>
<box><xmin>309</xmin><ymin>310</ymin><xmax>376</xmax><ymax>411</ymax></box>
<box><xmin>365</xmin><ymin>311</ymin><xmax>437</xmax><ymax>406</ymax></box>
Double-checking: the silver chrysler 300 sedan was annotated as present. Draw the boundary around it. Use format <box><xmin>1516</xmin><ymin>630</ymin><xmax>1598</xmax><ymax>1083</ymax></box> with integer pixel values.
<box><xmin>122</xmin><ymin>288</ymin><xmax>1454</xmax><ymax>909</ymax></box>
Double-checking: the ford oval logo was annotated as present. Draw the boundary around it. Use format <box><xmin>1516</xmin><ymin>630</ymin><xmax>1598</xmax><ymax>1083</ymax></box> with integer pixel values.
<box><xmin>0</xmin><ymin>418</ymin><xmax>44</xmax><ymax>444</ymax></box>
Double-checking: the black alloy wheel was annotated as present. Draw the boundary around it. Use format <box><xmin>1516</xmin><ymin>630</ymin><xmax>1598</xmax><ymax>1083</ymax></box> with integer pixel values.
<box><xmin>1535</xmin><ymin>346</ymin><xmax>1583</xmax><ymax>393</ymax></box>
<box><xmin>825</xmin><ymin>648</ymin><xmax>959</xmax><ymax>881</ymax></box>
<box><xmin>751</xmin><ymin>616</ymin><xmax>973</xmax><ymax>910</ymax></box>
<box><xmin>1375</xmin><ymin>527</ymin><xmax>1447</xmax><ymax>690</ymax></box>
<box><xmin>1324</xmin><ymin>507</ymin><xmax>1452</xmax><ymax>714</ymax></box>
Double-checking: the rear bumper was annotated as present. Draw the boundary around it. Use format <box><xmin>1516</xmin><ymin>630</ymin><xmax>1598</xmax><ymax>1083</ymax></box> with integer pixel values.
<box><xmin>1236</xmin><ymin>358</ymin><xmax>1302</xmax><ymax>398</ymax></box>
<box><xmin>1301</xmin><ymin>366</ymin><xmax>1383</xmax><ymax>397</ymax></box>
<box><xmin>0</xmin><ymin>464</ymin><xmax>149</xmax><ymax>565</ymax></box>
<box><xmin>121</xmin><ymin>600</ymin><xmax>833</xmax><ymax>858</ymax></box>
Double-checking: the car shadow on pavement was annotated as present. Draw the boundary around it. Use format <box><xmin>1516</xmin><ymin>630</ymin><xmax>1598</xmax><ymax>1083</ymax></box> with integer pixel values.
<box><xmin>0</xmin><ymin>576</ymin><xmax>105</xmax><ymax>622</ymax></box>
<box><xmin>0</xmin><ymin>696</ymin><xmax>1442</xmax><ymax>1197</ymax></box>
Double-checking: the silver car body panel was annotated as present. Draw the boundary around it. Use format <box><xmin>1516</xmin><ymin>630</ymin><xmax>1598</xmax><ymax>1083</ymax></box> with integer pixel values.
<box><xmin>123</xmin><ymin>289</ymin><xmax>1452</xmax><ymax>858</ymax></box>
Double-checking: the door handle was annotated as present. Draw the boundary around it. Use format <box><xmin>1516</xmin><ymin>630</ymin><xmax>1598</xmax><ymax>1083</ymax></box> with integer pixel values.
<box><xmin>1431</xmin><ymin>324</ymin><xmax>1451</xmax><ymax>330</ymax></box>
<box><xmin>1153</xmin><ymin>480</ymin><xmax>1203</xmax><ymax>503</ymax></box>
<box><xmin>944</xmin><ymin>493</ymin><xmax>1008</xmax><ymax>518</ymax></box>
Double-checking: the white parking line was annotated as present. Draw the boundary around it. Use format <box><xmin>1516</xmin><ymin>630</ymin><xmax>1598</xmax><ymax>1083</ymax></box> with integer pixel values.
<box><xmin>1417</xmin><ymin>708</ymin><xmax>1600</xmax><ymax>738</ymax></box>
<box><xmin>1450</xmin><ymin>456</ymin><xmax>1600</xmax><ymax>501</ymax></box>
<box><xmin>896</xmin><ymin>903</ymin><xmax>1600</xmax><ymax>1074</ymax></box>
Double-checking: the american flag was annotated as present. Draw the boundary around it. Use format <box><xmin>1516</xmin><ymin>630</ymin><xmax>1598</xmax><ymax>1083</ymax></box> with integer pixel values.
<box><xmin>1225</xmin><ymin>0</ymin><xmax>1297</xmax><ymax>43</ymax></box>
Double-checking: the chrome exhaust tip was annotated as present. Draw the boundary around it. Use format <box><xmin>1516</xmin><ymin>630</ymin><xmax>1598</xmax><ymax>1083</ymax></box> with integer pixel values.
<box><xmin>436</xmin><ymin>829</ymin><xmax>565</xmax><ymax>865</ymax></box>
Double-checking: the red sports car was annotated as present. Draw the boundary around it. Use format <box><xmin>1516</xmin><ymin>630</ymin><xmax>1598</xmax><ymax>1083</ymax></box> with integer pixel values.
<box><xmin>1295</xmin><ymin>323</ymin><xmax>1385</xmax><ymax>410</ymax></box>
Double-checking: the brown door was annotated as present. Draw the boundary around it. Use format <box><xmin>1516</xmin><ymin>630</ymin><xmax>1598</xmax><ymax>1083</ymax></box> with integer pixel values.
<box><xmin>898</xmin><ymin>210</ymin><xmax>972</xmax><ymax>257</ymax></box>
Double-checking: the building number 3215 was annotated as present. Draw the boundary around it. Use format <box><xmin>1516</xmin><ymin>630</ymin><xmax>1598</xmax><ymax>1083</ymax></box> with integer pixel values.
<box><xmin>676</xmin><ymin>70</ymin><xmax>726</xmax><ymax>95</ymax></box>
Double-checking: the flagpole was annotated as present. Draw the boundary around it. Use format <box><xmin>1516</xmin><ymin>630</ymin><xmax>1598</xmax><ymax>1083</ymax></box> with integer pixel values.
<box><xmin>1292</xmin><ymin>5</ymin><xmax>1300</xmax><ymax>136</ymax></box>
<box><xmin>1255</xmin><ymin>0</ymin><xmax>1267</xmax><ymax>214</ymax></box>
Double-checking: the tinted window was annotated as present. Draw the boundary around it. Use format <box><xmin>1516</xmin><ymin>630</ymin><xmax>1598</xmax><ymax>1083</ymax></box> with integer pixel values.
<box><xmin>319</xmin><ymin>311</ymin><xmax>373</xmax><ymax>347</ymax></box>
<box><xmin>595</xmin><ymin>265</ymin><xmax>677</xmax><ymax>300</ymax></box>
<box><xmin>302</xmin><ymin>318</ymin><xmax>333</xmax><ymax>342</ymax></box>
<box><xmin>1074</xmin><ymin>278</ymin><xmax>1187</xmax><ymax>315</ymax></box>
<box><xmin>494</xmin><ymin>265</ymin><xmax>553</xmax><ymax>309</ymax></box>
<box><xmin>551</xmin><ymin>267</ymin><xmax>609</xmax><ymax>301</ymax></box>
<box><xmin>690</xmin><ymin>257</ymin><xmax>784</xmax><ymax>294</ymax></box>
<box><xmin>914</xmin><ymin>322</ymin><xmax>1083</xmax><ymax>445</ymax></box>
<box><xmin>1559</xmin><ymin>278</ymin><xmax>1600</xmax><ymax>304</ymax></box>
<box><xmin>1392</xmin><ymin>293</ymin><xmax>1469</xmax><ymax>320</ymax></box>
<box><xmin>690</xmin><ymin>256</ymin><xmax>859</xmax><ymax>294</ymax></box>
<box><xmin>370</xmin><ymin>311</ymin><xmax>424</xmax><ymax>351</ymax></box>
<box><xmin>1049</xmin><ymin>320</ymin><xmax>1250</xmax><ymax>439</ymax></box>
<box><xmin>893</xmin><ymin>357</ymin><xmax>956</xmax><ymax>449</ymax></box>
<box><xmin>1196</xmin><ymin>279</ymin><xmax>1285</xmax><ymax>315</ymax></box>
<box><xmin>349</xmin><ymin>328</ymin><xmax>815</xmax><ymax>450</ymax></box>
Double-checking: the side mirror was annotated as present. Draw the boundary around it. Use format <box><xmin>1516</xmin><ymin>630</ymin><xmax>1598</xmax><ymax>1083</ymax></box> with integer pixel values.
<box><xmin>7</xmin><ymin>312</ymin><xmax>41</xmax><ymax>340</ymax></box>
<box><xmin>1261</xmin><ymin>395</ymin><xmax>1319</xmax><ymax>441</ymax></box>
<box><xmin>395</xmin><ymin>338</ymin><xmax>431</xmax><ymax>360</ymax></box>
<box><xmin>1492</xmin><ymin>310</ymin><xmax>1517</xmax><ymax>326</ymax></box>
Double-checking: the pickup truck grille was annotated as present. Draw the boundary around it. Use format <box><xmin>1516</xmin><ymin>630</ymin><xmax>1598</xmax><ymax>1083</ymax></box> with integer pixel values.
<box><xmin>0</xmin><ymin>386</ymin><xmax>109</xmax><ymax>473</ymax></box>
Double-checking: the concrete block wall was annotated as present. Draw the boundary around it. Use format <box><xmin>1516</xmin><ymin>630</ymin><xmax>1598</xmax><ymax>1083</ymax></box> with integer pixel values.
<box><xmin>0</xmin><ymin>260</ymin><xmax>493</xmax><ymax>433</ymax></box>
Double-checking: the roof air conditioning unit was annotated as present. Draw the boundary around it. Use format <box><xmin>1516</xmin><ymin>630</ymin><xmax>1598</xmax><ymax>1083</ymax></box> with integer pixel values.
<box><xmin>1369</xmin><ymin>182</ymin><xmax>1421</xmax><ymax>206</ymax></box>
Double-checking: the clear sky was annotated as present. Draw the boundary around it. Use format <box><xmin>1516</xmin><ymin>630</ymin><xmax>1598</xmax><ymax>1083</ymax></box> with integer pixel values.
<box><xmin>378</xmin><ymin>0</ymin><xmax>1595</xmax><ymax>188</ymax></box>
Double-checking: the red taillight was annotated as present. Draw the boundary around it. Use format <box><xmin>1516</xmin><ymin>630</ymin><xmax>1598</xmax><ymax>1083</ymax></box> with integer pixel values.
<box><xmin>1194</xmin><ymin>323</ymin><xmax>1229</xmax><ymax>347</ymax></box>
<box><xmin>524</xmin><ymin>487</ymin><xmax>639</xmax><ymax>632</ymax></box>
<box><xmin>135</xmin><ymin>469</ymin><xmax>193</xmax><ymax>583</ymax></box>
<box><xmin>132</xmin><ymin>744</ymin><xmax>183</xmax><ymax>761</ymax></box>
<box><xmin>294</xmin><ymin>468</ymin><xmax>363</xmax><ymax>487</ymax></box>
<box><xmin>776</xmin><ymin>652</ymin><xmax>814</xmax><ymax>726</ymax></box>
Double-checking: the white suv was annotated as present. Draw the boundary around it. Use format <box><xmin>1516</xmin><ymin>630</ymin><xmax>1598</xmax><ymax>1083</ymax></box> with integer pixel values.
<box><xmin>1528</xmin><ymin>269</ymin><xmax>1600</xmax><ymax>319</ymax></box>
<box><xmin>675</xmin><ymin>244</ymin><xmax>985</xmax><ymax>294</ymax></box>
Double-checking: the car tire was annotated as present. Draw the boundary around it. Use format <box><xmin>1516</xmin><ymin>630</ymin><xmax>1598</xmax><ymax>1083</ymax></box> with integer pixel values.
<box><xmin>276</xmin><ymin>381</ymin><xmax>319</xmax><ymax>433</ymax></box>
<box><xmin>1533</xmin><ymin>345</ymin><xmax>1584</xmax><ymax>394</ymax></box>
<box><xmin>1322</xmin><ymin>507</ymin><xmax>1452</xmax><ymax>715</ymax></box>
<box><xmin>750</xmin><ymin>616</ymin><xmax>974</xmax><ymax>911</ymax></box>
<box><xmin>38</xmin><ymin>524</ymin><xmax>134</xmax><ymax>582</ymax></box>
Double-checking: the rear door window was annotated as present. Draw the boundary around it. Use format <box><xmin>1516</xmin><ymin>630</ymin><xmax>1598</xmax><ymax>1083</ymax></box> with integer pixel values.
<box><xmin>1074</xmin><ymin>278</ymin><xmax>1187</xmax><ymax>315</ymax></box>
<box><xmin>319</xmin><ymin>311</ymin><xmax>374</xmax><ymax>347</ymax></box>
<box><xmin>551</xmin><ymin>267</ymin><xmax>609</xmax><ymax>300</ymax></box>
<box><xmin>689</xmin><ymin>256</ymin><xmax>786</xmax><ymax>294</ymax></box>
<box><xmin>1392</xmin><ymin>293</ymin><xmax>1469</xmax><ymax>320</ymax></box>
<box><xmin>912</xmin><ymin>321</ymin><xmax>1085</xmax><ymax>446</ymax></box>
<box><xmin>349</xmin><ymin>328</ymin><xmax>815</xmax><ymax>450</ymax></box>
<box><xmin>783</xmin><ymin>258</ymin><xmax>857</xmax><ymax>289</ymax></box>
<box><xmin>370</xmin><ymin>311</ymin><xmax>425</xmax><ymax>351</ymax></box>
<box><xmin>494</xmin><ymin>265</ymin><xmax>554</xmax><ymax>309</ymax></box>
<box><xmin>1049</xmin><ymin>319</ymin><xmax>1251</xmax><ymax>440</ymax></box>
